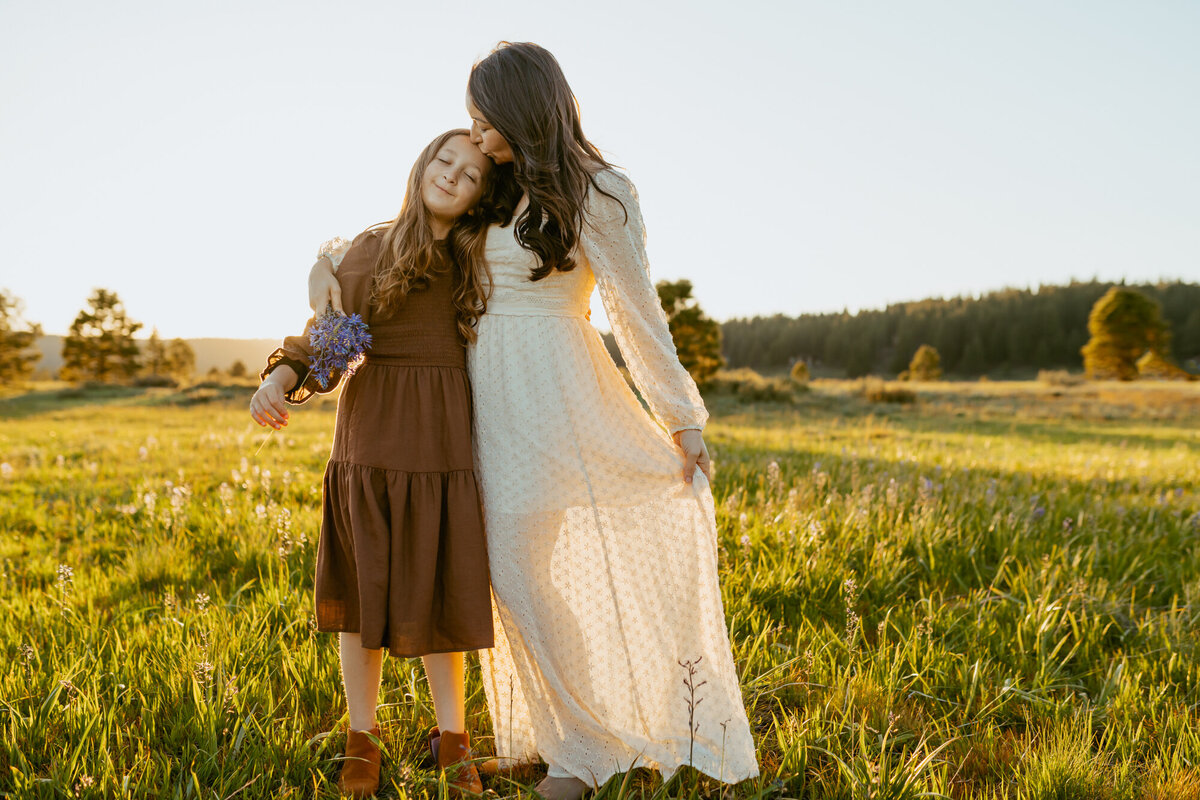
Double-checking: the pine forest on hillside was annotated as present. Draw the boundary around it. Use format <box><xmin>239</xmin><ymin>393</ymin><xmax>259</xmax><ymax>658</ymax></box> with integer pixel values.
<box><xmin>720</xmin><ymin>280</ymin><xmax>1200</xmax><ymax>377</ymax></box>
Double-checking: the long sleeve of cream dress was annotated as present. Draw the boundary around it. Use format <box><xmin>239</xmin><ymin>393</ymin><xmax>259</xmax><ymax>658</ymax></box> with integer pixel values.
<box><xmin>468</xmin><ymin>169</ymin><xmax>758</xmax><ymax>786</ymax></box>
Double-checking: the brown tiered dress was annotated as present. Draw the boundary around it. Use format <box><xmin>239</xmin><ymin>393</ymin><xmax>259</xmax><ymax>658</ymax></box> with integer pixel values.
<box><xmin>262</xmin><ymin>229</ymin><xmax>493</xmax><ymax>656</ymax></box>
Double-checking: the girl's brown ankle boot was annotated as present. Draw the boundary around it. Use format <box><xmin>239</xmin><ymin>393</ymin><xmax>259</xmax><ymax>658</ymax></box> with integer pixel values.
<box><xmin>436</xmin><ymin>729</ymin><xmax>482</xmax><ymax>795</ymax></box>
<box><xmin>338</xmin><ymin>725</ymin><xmax>382</xmax><ymax>797</ymax></box>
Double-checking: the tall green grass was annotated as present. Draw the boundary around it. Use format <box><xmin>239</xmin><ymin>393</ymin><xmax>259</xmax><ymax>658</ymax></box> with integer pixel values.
<box><xmin>1</xmin><ymin>382</ymin><xmax>1197</xmax><ymax>798</ymax></box>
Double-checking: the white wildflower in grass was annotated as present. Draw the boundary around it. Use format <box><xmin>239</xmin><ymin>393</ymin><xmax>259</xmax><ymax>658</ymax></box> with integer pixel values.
<box><xmin>19</xmin><ymin>642</ymin><xmax>36</xmax><ymax>683</ymax></box>
<box><xmin>274</xmin><ymin>507</ymin><xmax>296</xmax><ymax>556</ymax></box>
<box><xmin>169</xmin><ymin>484</ymin><xmax>191</xmax><ymax>518</ymax></box>
<box><xmin>194</xmin><ymin>593</ymin><xmax>211</xmax><ymax>614</ymax></box>
<box><xmin>222</xmin><ymin>677</ymin><xmax>239</xmax><ymax>714</ymax></box>
<box><xmin>55</xmin><ymin>563</ymin><xmax>74</xmax><ymax>613</ymax></box>
<box><xmin>55</xmin><ymin>454</ymin><xmax>65</xmax><ymax>468</ymax></box>
<box><xmin>738</xmin><ymin>512</ymin><xmax>749</xmax><ymax>530</ymax></box>
<box><xmin>766</xmin><ymin>460</ymin><xmax>782</xmax><ymax>495</ymax></box>
<box><xmin>58</xmin><ymin>678</ymin><xmax>79</xmax><ymax>706</ymax></box>
<box><xmin>915</xmin><ymin>614</ymin><xmax>933</xmax><ymax>642</ymax></box>
<box><xmin>843</xmin><ymin>575</ymin><xmax>861</xmax><ymax>649</ymax></box>
<box><xmin>138</xmin><ymin>446</ymin><xmax>148</xmax><ymax>460</ymax></box>
<box><xmin>73</xmin><ymin>774</ymin><xmax>94</xmax><ymax>797</ymax></box>
<box><xmin>254</xmin><ymin>504</ymin><xmax>268</xmax><ymax>520</ymax></box>
<box><xmin>194</xmin><ymin>659</ymin><xmax>215</xmax><ymax>687</ymax></box>
<box><xmin>0</xmin><ymin>462</ymin><xmax>13</xmax><ymax>479</ymax></box>
<box><xmin>217</xmin><ymin>482</ymin><xmax>234</xmax><ymax>515</ymax></box>
<box><xmin>739</xmin><ymin>534</ymin><xmax>752</xmax><ymax>550</ymax></box>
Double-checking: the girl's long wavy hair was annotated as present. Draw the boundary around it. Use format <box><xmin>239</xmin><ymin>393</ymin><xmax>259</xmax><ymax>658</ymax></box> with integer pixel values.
<box><xmin>369</xmin><ymin>129</ymin><xmax>510</xmax><ymax>342</ymax></box>
<box><xmin>468</xmin><ymin>41</ymin><xmax>624</xmax><ymax>282</ymax></box>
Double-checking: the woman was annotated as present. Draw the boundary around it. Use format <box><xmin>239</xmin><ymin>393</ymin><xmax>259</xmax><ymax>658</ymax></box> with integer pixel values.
<box><xmin>312</xmin><ymin>43</ymin><xmax>758</xmax><ymax>799</ymax></box>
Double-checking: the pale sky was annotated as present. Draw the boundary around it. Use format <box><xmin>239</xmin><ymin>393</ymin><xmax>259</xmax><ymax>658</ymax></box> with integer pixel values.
<box><xmin>2</xmin><ymin>0</ymin><xmax>1198</xmax><ymax>339</ymax></box>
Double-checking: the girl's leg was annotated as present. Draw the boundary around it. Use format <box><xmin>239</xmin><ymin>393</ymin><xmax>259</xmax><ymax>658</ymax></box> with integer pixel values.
<box><xmin>421</xmin><ymin>651</ymin><xmax>466</xmax><ymax>732</ymax></box>
<box><xmin>339</xmin><ymin>632</ymin><xmax>384</xmax><ymax>731</ymax></box>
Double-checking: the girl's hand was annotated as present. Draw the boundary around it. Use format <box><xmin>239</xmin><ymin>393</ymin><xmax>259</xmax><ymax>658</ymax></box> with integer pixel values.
<box><xmin>250</xmin><ymin>373</ymin><xmax>293</xmax><ymax>429</ymax></box>
<box><xmin>673</xmin><ymin>429</ymin><xmax>711</xmax><ymax>484</ymax></box>
<box><xmin>309</xmin><ymin>258</ymin><xmax>343</xmax><ymax>314</ymax></box>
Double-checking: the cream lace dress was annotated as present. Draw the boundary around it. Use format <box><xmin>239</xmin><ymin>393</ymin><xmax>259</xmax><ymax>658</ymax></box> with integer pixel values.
<box><xmin>468</xmin><ymin>169</ymin><xmax>758</xmax><ymax>786</ymax></box>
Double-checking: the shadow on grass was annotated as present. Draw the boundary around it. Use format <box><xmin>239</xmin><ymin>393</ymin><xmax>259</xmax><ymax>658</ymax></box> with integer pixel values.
<box><xmin>706</xmin><ymin>385</ymin><xmax>1199</xmax><ymax>454</ymax></box>
<box><xmin>0</xmin><ymin>382</ymin><xmax>258</xmax><ymax>420</ymax></box>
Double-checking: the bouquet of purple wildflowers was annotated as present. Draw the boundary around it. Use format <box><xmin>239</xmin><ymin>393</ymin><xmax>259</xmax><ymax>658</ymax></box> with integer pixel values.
<box><xmin>308</xmin><ymin>307</ymin><xmax>372</xmax><ymax>389</ymax></box>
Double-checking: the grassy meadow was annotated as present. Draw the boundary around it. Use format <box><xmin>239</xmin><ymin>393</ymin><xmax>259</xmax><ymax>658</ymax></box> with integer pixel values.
<box><xmin>2</xmin><ymin>379</ymin><xmax>1199</xmax><ymax>799</ymax></box>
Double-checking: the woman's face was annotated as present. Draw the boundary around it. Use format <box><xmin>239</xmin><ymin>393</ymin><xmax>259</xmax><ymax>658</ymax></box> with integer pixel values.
<box><xmin>466</xmin><ymin>92</ymin><xmax>514</xmax><ymax>164</ymax></box>
<box><xmin>422</xmin><ymin>134</ymin><xmax>491</xmax><ymax>222</ymax></box>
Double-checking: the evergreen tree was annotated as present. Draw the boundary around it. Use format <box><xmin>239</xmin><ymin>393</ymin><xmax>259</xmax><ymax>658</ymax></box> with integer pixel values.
<box><xmin>959</xmin><ymin>334</ymin><xmax>986</xmax><ymax>375</ymax></box>
<box><xmin>0</xmin><ymin>289</ymin><xmax>43</xmax><ymax>384</ymax></box>
<box><xmin>656</xmin><ymin>279</ymin><xmax>723</xmax><ymax>389</ymax></box>
<box><xmin>141</xmin><ymin>329</ymin><xmax>167</xmax><ymax>377</ymax></box>
<box><xmin>60</xmin><ymin>289</ymin><xmax>142</xmax><ymax>382</ymax></box>
<box><xmin>1081</xmin><ymin>288</ymin><xmax>1171</xmax><ymax>380</ymax></box>
<box><xmin>164</xmin><ymin>339</ymin><xmax>196</xmax><ymax>381</ymax></box>
<box><xmin>1177</xmin><ymin>309</ymin><xmax>1200</xmax><ymax>365</ymax></box>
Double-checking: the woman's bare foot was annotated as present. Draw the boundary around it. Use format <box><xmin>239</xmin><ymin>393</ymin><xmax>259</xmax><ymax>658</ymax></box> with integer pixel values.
<box><xmin>534</xmin><ymin>775</ymin><xmax>589</xmax><ymax>800</ymax></box>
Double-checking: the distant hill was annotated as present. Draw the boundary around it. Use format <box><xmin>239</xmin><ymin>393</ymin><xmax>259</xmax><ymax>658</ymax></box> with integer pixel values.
<box><xmin>33</xmin><ymin>336</ymin><xmax>281</xmax><ymax>377</ymax></box>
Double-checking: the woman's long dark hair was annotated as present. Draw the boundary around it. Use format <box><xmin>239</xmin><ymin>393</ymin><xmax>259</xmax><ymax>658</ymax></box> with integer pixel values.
<box><xmin>468</xmin><ymin>41</ymin><xmax>624</xmax><ymax>282</ymax></box>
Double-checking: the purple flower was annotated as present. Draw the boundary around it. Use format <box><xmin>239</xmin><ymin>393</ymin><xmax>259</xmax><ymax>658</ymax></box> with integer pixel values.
<box><xmin>308</xmin><ymin>310</ymin><xmax>372</xmax><ymax>389</ymax></box>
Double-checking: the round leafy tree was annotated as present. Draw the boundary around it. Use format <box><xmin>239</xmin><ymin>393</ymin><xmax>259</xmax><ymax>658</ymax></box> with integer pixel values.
<box><xmin>1081</xmin><ymin>288</ymin><xmax>1170</xmax><ymax>380</ymax></box>
<box><xmin>908</xmin><ymin>344</ymin><xmax>942</xmax><ymax>381</ymax></box>
<box><xmin>656</xmin><ymin>279</ymin><xmax>723</xmax><ymax>390</ymax></box>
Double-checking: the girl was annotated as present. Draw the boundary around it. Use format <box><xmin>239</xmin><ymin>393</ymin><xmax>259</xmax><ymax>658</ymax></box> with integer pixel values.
<box><xmin>311</xmin><ymin>44</ymin><xmax>758</xmax><ymax>800</ymax></box>
<box><xmin>252</xmin><ymin>128</ymin><xmax>503</xmax><ymax>797</ymax></box>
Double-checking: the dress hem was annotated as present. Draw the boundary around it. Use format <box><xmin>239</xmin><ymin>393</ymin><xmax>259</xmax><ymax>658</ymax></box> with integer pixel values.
<box><xmin>316</xmin><ymin>624</ymin><xmax>494</xmax><ymax>658</ymax></box>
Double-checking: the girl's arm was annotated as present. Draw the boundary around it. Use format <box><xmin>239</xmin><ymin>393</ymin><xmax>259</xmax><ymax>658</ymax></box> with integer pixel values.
<box><xmin>310</xmin><ymin>256</ymin><xmax>345</xmax><ymax>314</ymax></box>
<box><xmin>581</xmin><ymin>170</ymin><xmax>711</xmax><ymax>483</ymax></box>
<box><xmin>250</xmin><ymin>364</ymin><xmax>297</xmax><ymax>429</ymax></box>
<box><xmin>309</xmin><ymin>237</ymin><xmax>350</xmax><ymax>313</ymax></box>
